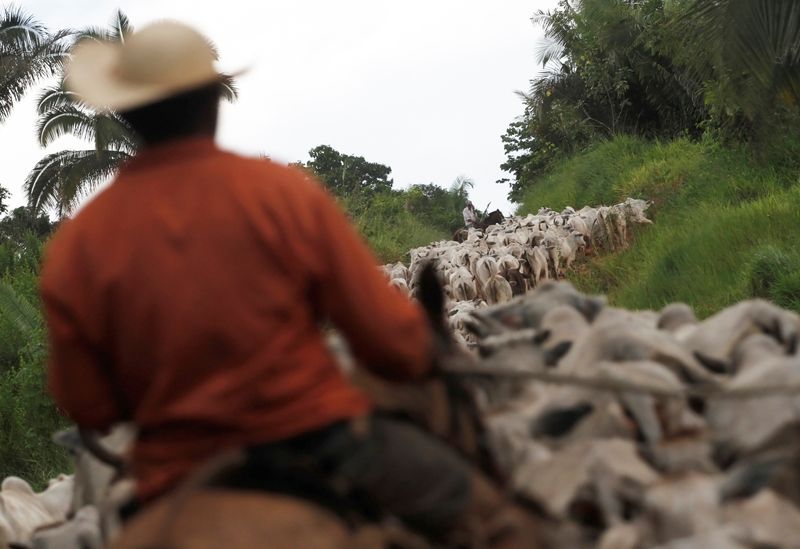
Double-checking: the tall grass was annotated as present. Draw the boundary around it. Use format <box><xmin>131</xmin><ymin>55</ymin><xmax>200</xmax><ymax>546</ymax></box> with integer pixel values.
<box><xmin>520</xmin><ymin>136</ymin><xmax>800</xmax><ymax>316</ymax></box>
<box><xmin>341</xmin><ymin>193</ymin><xmax>450</xmax><ymax>263</ymax></box>
<box><xmin>0</xmin><ymin>257</ymin><xmax>69</xmax><ymax>488</ymax></box>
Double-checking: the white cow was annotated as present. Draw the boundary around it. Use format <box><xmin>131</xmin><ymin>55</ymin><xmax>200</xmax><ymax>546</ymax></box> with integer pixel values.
<box><xmin>0</xmin><ymin>476</ymin><xmax>72</xmax><ymax>546</ymax></box>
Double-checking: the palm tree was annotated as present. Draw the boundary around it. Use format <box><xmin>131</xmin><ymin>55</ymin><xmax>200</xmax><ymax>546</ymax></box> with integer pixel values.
<box><xmin>26</xmin><ymin>81</ymin><xmax>137</xmax><ymax>216</ymax></box>
<box><xmin>0</xmin><ymin>6</ymin><xmax>70</xmax><ymax>123</ymax></box>
<box><xmin>25</xmin><ymin>10</ymin><xmax>238</xmax><ymax>217</ymax></box>
<box><xmin>450</xmin><ymin>176</ymin><xmax>474</xmax><ymax>203</ymax></box>
<box><xmin>0</xmin><ymin>280</ymin><xmax>41</xmax><ymax>341</ymax></box>
<box><xmin>678</xmin><ymin>0</ymin><xmax>800</xmax><ymax>119</ymax></box>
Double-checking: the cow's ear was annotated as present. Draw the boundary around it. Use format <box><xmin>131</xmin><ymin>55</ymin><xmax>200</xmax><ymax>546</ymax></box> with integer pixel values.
<box><xmin>694</xmin><ymin>351</ymin><xmax>730</xmax><ymax>375</ymax></box>
<box><xmin>545</xmin><ymin>341</ymin><xmax>572</xmax><ymax>366</ymax></box>
<box><xmin>52</xmin><ymin>428</ymin><xmax>82</xmax><ymax>451</ymax></box>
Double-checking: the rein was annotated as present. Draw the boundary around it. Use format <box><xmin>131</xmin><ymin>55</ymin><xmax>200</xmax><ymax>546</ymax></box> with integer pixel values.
<box><xmin>445</xmin><ymin>363</ymin><xmax>800</xmax><ymax>400</ymax></box>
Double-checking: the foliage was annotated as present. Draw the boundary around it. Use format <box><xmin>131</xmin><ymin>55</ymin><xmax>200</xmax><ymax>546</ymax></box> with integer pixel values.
<box><xmin>748</xmin><ymin>247</ymin><xmax>796</xmax><ymax>301</ymax></box>
<box><xmin>27</xmin><ymin>148</ymin><xmax>132</xmax><ymax>217</ymax></box>
<box><xmin>341</xmin><ymin>191</ymin><xmax>447</xmax><ymax>263</ymax></box>
<box><xmin>501</xmin><ymin>0</ymin><xmax>800</xmax><ymax>201</ymax></box>
<box><xmin>501</xmin><ymin>0</ymin><xmax>709</xmax><ymax>201</ymax></box>
<box><xmin>0</xmin><ymin>238</ymin><xmax>68</xmax><ymax>488</ymax></box>
<box><xmin>677</xmin><ymin>0</ymin><xmax>800</xmax><ymax>123</ymax></box>
<box><xmin>296</xmin><ymin>145</ymin><xmax>473</xmax><ymax>261</ymax></box>
<box><xmin>0</xmin><ymin>323</ymin><xmax>70</xmax><ymax>488</ymax></box>
<box><xmin>403</xmin><ymin>176</ymin><xmax>473</xmax><ymax>234</ymax></box>
<box><xmin>745</xmin><ymin>245</ymin><xmax>800</xmax><ymax>312</ymax></box>
<box><xmin>26</xmin><ymin>10</ymin><xmax>238</xmax><ymax>217</ymax></box>
<box><xmin>0</xmin><ymin>6</ymin><xmax>71</xmax><ymax>123</ymax></box>
<box><xmin>0</xmin><ymin>206</ymin><xmax>56</xmax><ymax>247</ymax></box>
<box><xmin>519</xmin><ymin>135</ymin><xmax>800</xmax><ymax>317</ymax></box>
<box><xmin>298</xmin><ymin>145</ymin><xmax>394</xmax><ymax>198</ymax></box>
<box><xmin>0</xmin><ymin>186</ymin><xmax>8</xmax><ymax>215</ymax></box>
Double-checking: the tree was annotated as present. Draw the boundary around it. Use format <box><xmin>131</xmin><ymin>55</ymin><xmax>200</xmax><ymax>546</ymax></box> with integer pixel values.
<box><xmin>0</xmin><ymin>206</ymin><xmax>55</xmax><ymax>244</ymax></box>
<box><xmin>25</xmin><ymin>79</ymin><xmax>137</xmax><ymax>216</ymax></box>
<box><xmin>301</xmin><ymin>145</ymin><xmax>393</xmax><ymax>198</ymax></box>
<box><xmin>0</xmin><ymin>186</ymin><xmax>8</xmax><ymax>216</ymax></box>
<box><xmin>499</xmin><ymin>0</ymin><xmax>711</xmax><ymax>201</ymax></box>
<box><xmin>25</xmin><ymin>10</ymin><xmax>238</xmax><ymax>217</ymax></box>
<box><xmin>0</xmin><ymin>6</ymin><xmax>70</xmax><ymax>123</ymax></box>
<box><xmin>676</xmin><ymin>0</ymin><xmax>800</xmax><ymax>133</ymax></box>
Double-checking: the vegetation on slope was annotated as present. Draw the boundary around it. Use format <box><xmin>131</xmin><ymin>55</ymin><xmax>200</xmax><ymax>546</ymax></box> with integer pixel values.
<box><xmin>0</xmin><ymin>226</ymin><xmax>69</xmax><ymax>488</ymax></box>
<box><xmin>501</xmin><ymin>0</ymin><xmax>800</xmax><ymax>202</ymax></box>
<box><xmin>519</xmin><ymin>135</ymin><xmax>800</xmax><ymax>317</ymax></box>
<box><xmin>295</xmin><ymin>144</ymin><xmax>469</xmax><ymax>262</ymax></box>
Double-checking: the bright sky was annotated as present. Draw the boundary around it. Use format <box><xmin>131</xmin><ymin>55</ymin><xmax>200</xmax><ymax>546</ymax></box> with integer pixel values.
<box><xmin>2</xmin><ymin>1</ymin><xmax>556</xmax><ymax>215</ymax></box>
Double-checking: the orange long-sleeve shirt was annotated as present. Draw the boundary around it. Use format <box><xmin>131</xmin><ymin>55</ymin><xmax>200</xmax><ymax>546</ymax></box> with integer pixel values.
<box><xmin>40</xmin><ymin>137</ymin><xmax>432</xmax><ymax>502</ymax></box>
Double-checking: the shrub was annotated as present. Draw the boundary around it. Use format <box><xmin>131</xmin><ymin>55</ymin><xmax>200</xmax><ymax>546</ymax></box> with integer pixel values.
<box><xmin>748</xmin><ymin>246</ymin><xmax>796</xmax><ymax>300</ymax></box>
<box><xmin>772</xmin><ymin>270</ymin><xmax>800</xmax><ymax>312</ymax></box>
<box><xmin>0</xmin><ymin>331</ymin><xmax>70</xmax><ymax>489</ymax></box>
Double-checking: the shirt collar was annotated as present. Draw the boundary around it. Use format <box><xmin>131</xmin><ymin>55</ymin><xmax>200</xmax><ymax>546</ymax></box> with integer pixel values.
<box><xmin>122</xmin><ymin>137</ymin><xmax>220</xmax><ymax>173</ymax></box>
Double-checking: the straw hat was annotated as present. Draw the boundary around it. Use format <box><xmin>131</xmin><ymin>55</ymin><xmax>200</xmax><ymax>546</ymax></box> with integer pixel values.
<box><xmin>66</xmin><ymin>21</ymin><xmax>242</xmax><ymax>112</ymax></box>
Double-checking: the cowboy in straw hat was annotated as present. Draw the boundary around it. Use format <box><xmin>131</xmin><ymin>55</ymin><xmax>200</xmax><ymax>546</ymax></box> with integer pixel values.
<box><xmin>41</xmin><ymin>21</ymin><xmax>541</xmax><ymax>546</ymax></box>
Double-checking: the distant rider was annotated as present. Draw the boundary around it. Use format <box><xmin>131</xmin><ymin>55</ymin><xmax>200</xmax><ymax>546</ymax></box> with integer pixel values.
<box><xmin>462</xmin><ymin>200</ymin><xmax>478</xmax><ymax>228</ymax></box>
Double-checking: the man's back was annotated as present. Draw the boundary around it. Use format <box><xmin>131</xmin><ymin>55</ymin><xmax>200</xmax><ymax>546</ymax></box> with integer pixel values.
<box><xmin>41</xmin><ymin>138</ymin><xmax>431</xmax><ymax>501</ymax></box>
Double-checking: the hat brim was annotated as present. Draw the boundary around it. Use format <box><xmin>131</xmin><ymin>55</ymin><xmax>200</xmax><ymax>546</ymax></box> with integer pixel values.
<box><xmin>66</xmin><ymin>40</ymin><xmax>246</xmax><ymax>112</ymax></box>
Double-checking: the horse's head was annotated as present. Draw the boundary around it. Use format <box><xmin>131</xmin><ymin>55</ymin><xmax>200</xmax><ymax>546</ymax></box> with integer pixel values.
<box><xmin>412</xmin><ymin>261</ymin><xmax>504</xmax><ymax>481</ymax></box>
<box><xmin>489</xmin><ymin>210</ymin><xmax>505</xmax><ymax>222</ymax></box>
<box><xmin>415</xmin><ymin>260</ymin><xmax>457</xmax><ymax>354</ymax></box>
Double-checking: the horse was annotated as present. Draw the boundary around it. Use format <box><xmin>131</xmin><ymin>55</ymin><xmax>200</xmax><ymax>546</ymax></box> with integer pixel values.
<box><xmin>453</xmin><ymin>210</ymin><xmax>505</xmax><ymax>243</ymax></box>
<box><xmin>477</xmin><ymin>210</ymin><xmax>505</xmax><ymax>232</ymax></box>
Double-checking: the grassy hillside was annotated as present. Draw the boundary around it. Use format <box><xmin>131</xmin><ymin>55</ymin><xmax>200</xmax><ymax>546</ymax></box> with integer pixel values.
<box><xmin>341</xmin><ymin>193</ymin><xmax>451</xmax><ymax>263</ymax></box>
<box><xmin>519</xmin><ymin>136</ymin><xmax>800</xmax><ymax>317</ymax></box>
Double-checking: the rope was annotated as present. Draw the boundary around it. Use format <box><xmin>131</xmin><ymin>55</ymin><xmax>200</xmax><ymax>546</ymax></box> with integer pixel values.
<box><xmin>446</xmin><ymin>364</ymin><xmax>800</xmax><ymax>400</ymax></box>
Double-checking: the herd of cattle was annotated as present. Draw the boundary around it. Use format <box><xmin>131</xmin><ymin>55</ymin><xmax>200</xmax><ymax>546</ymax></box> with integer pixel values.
<box><xmin>375</xmin><ymin>199</ymin><xmax>800</xmax><ymax>546</ymax></box>
<box><xmin>4</xmin><ymin>196</ymin><xmax>800</xmax><ymax>547</ymax></box>
<box><xmin>382</xmin><ymin>198</ymin><xmax>653</xmax><ymax>347</ymax></box>
<box><xmin>432</xmin><ymin>282</ymin><xmax>800</xmax><ymax>547</ymax></box>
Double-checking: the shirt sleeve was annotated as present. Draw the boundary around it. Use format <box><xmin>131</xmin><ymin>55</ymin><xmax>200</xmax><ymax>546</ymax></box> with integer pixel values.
<box><xmin>308</xmin><ymin>185</ymin><xmax>433</xmax><ymax>381</ymax></box>
<box><xmin>40</xmin><ymin>237</ymin><xmax>124</xmax><ymax>431</ymax></box>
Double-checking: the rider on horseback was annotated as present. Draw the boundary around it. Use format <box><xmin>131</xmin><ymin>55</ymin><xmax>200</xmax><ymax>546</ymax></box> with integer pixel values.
<box><xmin>462</xmin><ymin>201</ymin><xmax>479</xmax><ymax>229</ymax></box>
<box><xmin>40</xmin><ymin>22</ymin><xmax>539</xmax><ymax>547</ymax></box>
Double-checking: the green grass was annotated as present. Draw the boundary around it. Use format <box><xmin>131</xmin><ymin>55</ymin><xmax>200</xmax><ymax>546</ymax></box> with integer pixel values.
<box><xmin>342</xmin><ymin>193</ymin><xmax>450</xmax><ymax>263</ymax></box>
<box><xmin>356</xmin><ymin>210</ymin><xmax>447</xmax><ymax>264</ymax></box>
<box><xmin>0</xmin><ymin>264</ymin><xmax>70</xmax><ymax>489</ymax></box>
<box><xmin>519</xmin><ymin>136</ymin><xmax>800</xmax><ymax>316</ymax></box>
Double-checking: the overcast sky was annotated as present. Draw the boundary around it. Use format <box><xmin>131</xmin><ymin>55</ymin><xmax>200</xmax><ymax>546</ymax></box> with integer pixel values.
<box><xmin>2</xmin><ymin>1</ymin><xmax>557</xmax><ymax>214</ymax></box>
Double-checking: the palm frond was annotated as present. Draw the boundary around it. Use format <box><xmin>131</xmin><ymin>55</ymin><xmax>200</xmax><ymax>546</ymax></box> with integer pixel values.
<box><xmin>0</xmin><ymin>281</ymin><xmax>41</xmax><ymax>338</ymax></box>
<box><xmin>92</xmin><ymin>112</ymin><xmax>137</xmax><ymax>153</ymax></box>
<box><xmin>678</xmin><ymin>0</ymin><xmax>800</xmax><ymax>115</ymax></box>
<box><xmin>536</xmin><ymin>37</ymin><xmax>566</xmax><ymax>69</ymax></box>
<box><xmin>219</xmin><ymin>74</ymin><xmax>239</xmax><ymax>102</ymax></box>
<box><xmin>36</xmin><ymin>82</ymin><xmax>90</xmax><ymax>113</ymax></box>
<box><xmin>78</xmin><ymin>26</ymin><xmax>113</xmax><ymax>43</ymax></box>
<box><xmin>109</xmin><ymin>10</ymin><xmax>132</xmax><ymax>43</ymax></box>
<box><xmin>25</xmin><ymin>149</ymin><xmax>130</xmax><ymax>215</ymax></box>
<box><xmin>0</xmin><ymin>6</ymin><xmax>48</xmax><ymax>51</ymax></box>
<box><xmin>0</xmin><ymin>25</ymin><xmax>71</xmax><ymax>122</ymax></box>
<box><xmin>36</xmin><ymin>105</ymin><xmax>98</xmax><ymax>146</ymax></box>
<box><xmin>36</xmin><ymin>101</ymin><xmax>137</xmax><ymax>152</ymax></box>
<box><xmin>76</xmin><ymin>10</ymin><xmax>132</xmax><ymax>45</ymax></box>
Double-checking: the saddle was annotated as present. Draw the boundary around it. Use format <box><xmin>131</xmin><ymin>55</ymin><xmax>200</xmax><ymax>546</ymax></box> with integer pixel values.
<box><xmin>110</xmin><ymin>448</ymin><xmax>429</xmax><ymax>549</ymax></box>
